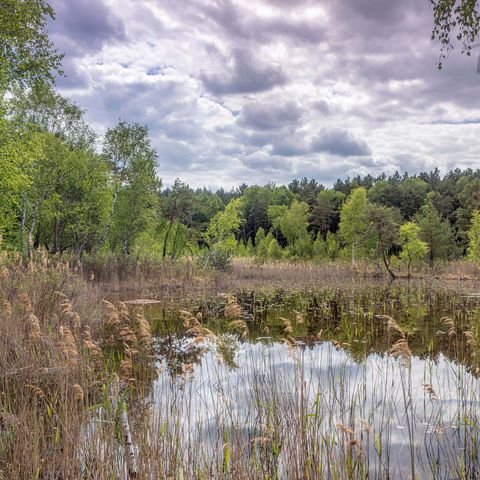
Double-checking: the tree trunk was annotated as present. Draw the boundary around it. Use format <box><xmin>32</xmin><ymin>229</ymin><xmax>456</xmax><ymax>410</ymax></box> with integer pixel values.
<box><xmin>52</xmin><ymin>217</ymin><xmax>61</xmax><ymax>254</ymax></box>
<box><xmin>162</xmin><ymin>195</ymin><xmax>179</xmax><ymax>259</ymax></box>
<box><xmin>382</xmin><ymin>249</ymin><xmax>396</xmax><ymax>279</ymax></box>
<box><xmin>27</xmin><ymin>204</ymin><xmax>37</xmax><ymax>262</ymax></box>
<box><xmin>162</xmin><ymin>220</ymin><xmax>174</xmax><ymax>259</ymax></box>
<box><xmin>20</xmin><ymin>199</ymin><xmax>26</xmax><ymax>260</ymax></box>
<box><xmin>99</xmin><ymin>184</ymin><xmax>120</xmax><ymax>249</ymax></box>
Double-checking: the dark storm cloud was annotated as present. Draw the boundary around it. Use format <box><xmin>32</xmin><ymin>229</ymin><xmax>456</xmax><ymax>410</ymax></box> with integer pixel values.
<box><xmin>50</xmin><ymin>0</ymin><xmax>126</xmax><ymax>53</ymax></box>
<box><xmin>238</xmin><ymin>101</ymin><xmax>303</xmax><ymax>130</ymax></box>
<box><xmin>201</xmin><ymin>48</ymin><xmax>287</xmax><ymax>95</ymax></box>
<box><xmin>271</xmin><ymin>140</ymin><xmax>308</xmax><ymax>157</ymax></box>
<box><xmin>311</xmin><ymin>129</ymin><xmax>372</xmax><ymax>157</ymax></box>
<box><xmin>198</xmin><ymin>0</ymin><xmax>324</xmax><ymax>45</ymax></box>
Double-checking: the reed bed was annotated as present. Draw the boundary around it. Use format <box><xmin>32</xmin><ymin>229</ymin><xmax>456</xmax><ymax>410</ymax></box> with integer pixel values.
<box><xmin>1</xmin><ymin>255</ymin><xmax>480</xmax><ymax>479</ymax></box>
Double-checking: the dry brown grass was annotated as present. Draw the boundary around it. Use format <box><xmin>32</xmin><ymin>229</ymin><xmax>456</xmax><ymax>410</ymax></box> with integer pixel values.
<box><xmin>0</xmin><ymin>251</ymin><xmax>479</xmax><ymax>478</ymax></box>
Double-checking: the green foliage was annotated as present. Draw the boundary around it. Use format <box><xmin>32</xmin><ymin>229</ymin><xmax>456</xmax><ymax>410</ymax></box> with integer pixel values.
<box><xmin>8</xmin><ymin>83</ymin><xmax>96</xmax><ymax>149</ymax></box>
<box><xmin>203</xmin><ymin>199</ymin><xmax>242</xmax><ymax>269</ymax></box>
<box><xmin>416</xmin><ymin>199</ymin><xmax>458</xmax><ymax>267</ymax></box>
<box><xmin>430</xmin><ymin>0</ymin><xmax>480</xmax><ymax>68</ymax></box>
<box><xmin>399</xmin><ymin>222</ymin><xmax>428</xmax><ymax>275</ymax></box>
<box><xmin>467</xmin><ymin>210</ymin><xmax>480</xmax><ymax>261</ymax></box>
<box><xmin>339</xmin><ymin>187</ymin><xmax>368</xmax><ymax>266</ymax></box>
<box><xmin>312</xmin><ymin>232</ymin><xmax>327</xmax><ymax>260</ymax></box>
<box><xmin>0</xmin><ymin>0</ymin><xmax>63</xmax><ymax>91</ymax></box>
<box><xmin>239</xmin><ymin>184</ymin><xmax>294</xmax><ymax>245</ymax></box>
<box><xmin>268</xmin><ymin>200</ymin><xmax>310</xmax><ymax>248</ymax></box>
<box><xmin>254</xmin><ymin>227</ymin><xmax>268</xmax><ymax>261</ymax></box>
<box><xmin>364</xmin><ymin>203</ymin><xmax>402</xmax><ymax>277</ymax></box>
<box><xmin>102</xmin><ymin>121</ymin><xmax>159</xmax><ymax>253</ymax></box>
<box><xmin>0</xmin><ymin>119</ymin><xmax>37</xmax><ymax>240</ymax></box>
<box><xmin>400</xmin><ymin>178</ymin><xmax>428</xmax><ymax>219</ymax></box>
<box><xmin>311</xmin><ymin>189</ymin><xmax>345</xmax><ymax>238</ymax></box>
<box><xmin>267</xmin><ymin>235</ymin><xmax>283</xmax><ymax>260</ymax></box>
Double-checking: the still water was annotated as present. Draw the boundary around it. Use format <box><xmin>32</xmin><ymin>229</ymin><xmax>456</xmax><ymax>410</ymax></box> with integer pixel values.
<box><xmin>143</xmin><ymin>285</ymin><xmax>480</xmax><ymax>478</ymax></box>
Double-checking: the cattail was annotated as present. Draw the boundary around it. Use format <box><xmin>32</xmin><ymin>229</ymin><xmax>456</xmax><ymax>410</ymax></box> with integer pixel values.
<box><xmin>346</xmin><ymin>439</ymin><xmax>361</xmax><ymax>447</ymax></box>
<box><xmin>26</xmin><ymin>384</ymin><xmax>46</xmax><ymax>401</ymax></box>
<box><xmin>359</xmin><ymin>420</ymin><xmax>371</xmax><ymax>432</ymax></box>
<box><xmin>0</xmin><ymin>266</ymin><xmax>9</xmax><ymax>279</ymax></box>
<box><xmin>385</xmin><ymin>316</ymin><xmax>404</xmax><ymax>336</ymax></box>
<box><xmin>181</xmin><ymin>362</ymin><xmax>194</xmax><ymax>374</ymax></box>
<box><xmin>117</xmin><ymin>302</ymin><xmax>130</xmax><ymax>324</ymax></box>
<box><xmin>336</xmin><ymin>422</ymin><xmax>355</xmax><ymax>436</ymax></box>
<box><xmin>180</xmin><ymin>309</ymin><xmax>196</xmax><ymax>328</ymax></box>
<box><xmin>73</xmin><ymin>384</ymin><xmax>84</xmax><ymax>402</ymax></box>
<box><xmin>67</xmin><ymin>311</ymin><xmax>81</xmax><ymax>331</ymax></box>
<box><xmin>102</xmin><ymin>300</ymin><xmax>116</xmax><ymax>313</ymax></box>
<box><xmin>332</xmin><ymin>339</ymin><xmax>342</xmax><ymax>349</ymax></box>
<box><xmin>186</xmin><ymin>319</ymin><xmax>203</xmax><ymax>337</ymax></box>
<box><xmin>59</xmin><ymin>299</ymin><xmax>73</xmax><ymax>314</ymax></box>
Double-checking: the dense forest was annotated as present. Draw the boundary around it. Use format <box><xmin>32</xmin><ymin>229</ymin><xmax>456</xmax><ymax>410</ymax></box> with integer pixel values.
<box><xmin>1</xmin><ymin>0</ymin><xmax>480</xmax><ymax>275</ymax></box>
<box><xmin>2</xmin><ymin>86</ymin><xmax>480</xmax><ymax>274</ymax></box>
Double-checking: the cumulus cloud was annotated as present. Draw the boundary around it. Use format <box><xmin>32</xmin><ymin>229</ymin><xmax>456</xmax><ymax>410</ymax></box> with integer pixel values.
<box><xmin>47</xmin><ymin>0</ymin><xmax>480</xmax><ymax>189</ymax></box>
<box><xmin>50</xmin><ymin>0</ymin><xmax>126</xmax><ymax>54</ymax></box>
<box><xmin>238</xmin><ymin>100</ymin><xmax>303</xmax><ymax>130</ymax></box>
<box><xmin>201</xmin><ymin>48</ymin><xmax>287</xmax><ymax>95</ymax></box>
<box><xmin>311</xmin><ymin>129</ymin><xmax>371</xmax><ymax>157</ymax></box>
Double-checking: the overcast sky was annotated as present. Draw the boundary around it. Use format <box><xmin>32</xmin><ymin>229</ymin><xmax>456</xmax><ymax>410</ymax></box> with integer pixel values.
<box><xmin>48</xmin><ymin>0</ymin><xmax>480</xmax><ymax>189</ymax></box>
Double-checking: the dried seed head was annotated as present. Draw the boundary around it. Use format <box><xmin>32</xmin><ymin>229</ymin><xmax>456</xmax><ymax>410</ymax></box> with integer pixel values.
<box><xmin>422</xmin><ymin>384</ymin><xmax>438</xmax><ymax>400</ymax></box>
<box><xmin>59</xmin><ymin>325</ymin><xmax>79</xmax><ymax>366</ymax></box>
<box><xmin>73</xmin><ymin>384</ymin><xmax>84</xmax><ymax>402</ymax></box>
<box><xmin>390</xmin><ymin>337</ymin><xmax>412</xmax><ymax>367</ymax></box>
<box><xmin>27</xmin><ymin>313</ymin><xmax>41</xmax><ymax>340</ymax></box>
<box><xmin>19</xmin><ymin>293</ymin><xmax>33</xmax><ymax>314</ymax></box>
<box><xmin>1</xmin><ymin>300</ymin><xmax>12</xmax><ymax>318</ymax></box>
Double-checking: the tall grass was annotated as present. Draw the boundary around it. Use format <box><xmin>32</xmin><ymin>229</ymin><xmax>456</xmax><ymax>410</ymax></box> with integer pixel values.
<box><xmin>0</xmin><ymin>254</ymin><xmax>480</xmax><ymax>479</ymax></box>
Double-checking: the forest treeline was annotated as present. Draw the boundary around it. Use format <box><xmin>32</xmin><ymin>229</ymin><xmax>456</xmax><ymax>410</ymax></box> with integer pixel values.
<box><xmin>2</xmin><ymin>86</ymin><xmax>480</xmax><ymax>274</ymax></box>
<box><xmin>1</xmin><ymin>0</ymin><xmax>480</xmax><ymax>275</ymax></box>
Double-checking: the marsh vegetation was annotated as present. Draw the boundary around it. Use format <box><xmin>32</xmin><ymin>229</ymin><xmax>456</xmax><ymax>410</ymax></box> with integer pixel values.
<box><xmin>1</xmin><ymin>255</ymin><xmax>480</xmax><ymax>479</ymax></box>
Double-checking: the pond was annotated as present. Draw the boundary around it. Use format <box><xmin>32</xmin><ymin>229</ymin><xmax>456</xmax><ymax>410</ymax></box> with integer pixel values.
<box><xmin>128</xmin><ymin>284</ymin><xmax>480</xmax><ymax>478</ymax></box>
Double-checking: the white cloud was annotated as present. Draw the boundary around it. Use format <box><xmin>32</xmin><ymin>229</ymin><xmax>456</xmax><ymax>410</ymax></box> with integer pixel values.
<box><xmin>50</xmin><ymin>0</ymin><xmax>480</xmax><ymax>189</ymax></box>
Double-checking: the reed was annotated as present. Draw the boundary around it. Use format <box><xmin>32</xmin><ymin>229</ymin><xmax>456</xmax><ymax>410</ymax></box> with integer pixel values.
<box><xmin>0</xmin><ymin>254</ymin><xmax>480</xmax><ymax>479</ymax></box>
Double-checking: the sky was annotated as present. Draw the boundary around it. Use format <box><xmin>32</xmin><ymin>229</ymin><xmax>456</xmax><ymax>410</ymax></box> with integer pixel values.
<box><xmin>48</xmin><ymin>0</ymin><xmax>480</xmax><ymax>189</ymax></box>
